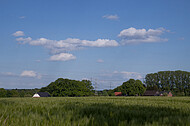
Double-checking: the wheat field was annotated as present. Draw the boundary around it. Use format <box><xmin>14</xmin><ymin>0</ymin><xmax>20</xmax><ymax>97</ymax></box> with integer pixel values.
<box><xmin>0</xmin><ymin>96</ymin><xmax>190</xmax><ymax>126</ymax></box>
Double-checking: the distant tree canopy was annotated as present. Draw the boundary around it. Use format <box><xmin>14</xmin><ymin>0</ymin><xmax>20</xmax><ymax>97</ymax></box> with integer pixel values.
<box><xmin>114</xmin><ymin>79</ymin><xmax>146</xmax><ymax>96</ymax></box>
<box><xmin>40</xmin><ymin>78</ymin><xmax>94</xmax><ymax>97</ymax></box>
<box><xmin>0</xmin><ymin>88</ymin><xmax>7</xmax><ymax>97</ymax></box>
<box><xmin>145</xmin><ymin>70</ymin><xmax>190</xmax><ymax>96</ymax></box>
<box><xmin>0</xmin><ymin>88</ymin><xmax>39</xmax><ymax>97</ymax></box>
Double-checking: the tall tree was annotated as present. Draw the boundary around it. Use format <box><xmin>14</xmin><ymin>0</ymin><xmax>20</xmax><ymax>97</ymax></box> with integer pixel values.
<box><xmin>145</xmin><ymin>70</ymin><xmax>190</xmax><ymax>96</ymax></box>
<box><xmin>40</xmin><ymin>78</ymin><xmax>94</xmax><ymax>97</ymax></box>
<box><xmin>114</xmin><ymin>79</ymin><xmax>146</xmax><ymax>96</ymax></box>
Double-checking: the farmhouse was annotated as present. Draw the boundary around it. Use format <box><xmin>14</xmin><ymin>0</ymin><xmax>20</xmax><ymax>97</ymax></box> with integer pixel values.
<box><xmin>33</xmin><ymin>92</ymin><xmax>51</xmax><ymax>98</ymax></box>
<box><xmin>143</xmin><ymin>90</ymin><xmax>159</xmax><ymax>96</ymax></box>
<box><xmin>159</xmin><ymin>91</ymin><xmax>173</xmax><ymax>97</ymax></box>
<box><xmin>114</xmin><ymin>92</ymin><xmax>122</xmax><ymax>96</ymax></box>
<box><xmin>144</xmin><ymin>90</ymin><xmax>173</xmax><ymax>96</ymax></box>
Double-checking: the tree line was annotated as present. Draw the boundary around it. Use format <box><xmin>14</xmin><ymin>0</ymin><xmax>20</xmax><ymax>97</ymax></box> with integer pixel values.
<box><xmin>1</xmin><ymin>70</ymin><xmax>190</xmax><ymax>97</ymax></box>
<box><xmin>0</xmin><ymin>88</ymin><xmax>39</xmax><ymax>97</ymax></box>
<box><xmin>145</xmin><ymin>70</ymin><xmax>190</xmax><ymax>96</ymax></box>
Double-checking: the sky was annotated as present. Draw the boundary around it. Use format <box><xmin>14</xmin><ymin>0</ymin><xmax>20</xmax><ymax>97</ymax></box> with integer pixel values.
<box><xmin>0</xmin><ymin>0</ymin><xmax>190</xmax><ymax>89</ymax></box>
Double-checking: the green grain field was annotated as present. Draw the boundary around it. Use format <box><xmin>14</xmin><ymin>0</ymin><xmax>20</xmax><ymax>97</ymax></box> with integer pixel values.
<box><xmin>0</xmin><ymin>97</ymin><xmax>190</xmax><ymax>126</ymax></box>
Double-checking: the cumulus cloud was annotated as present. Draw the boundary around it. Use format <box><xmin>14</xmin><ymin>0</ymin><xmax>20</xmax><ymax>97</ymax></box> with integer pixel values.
<box><xmin>49</xmin><ymin>53</ymin><xmax>76</xmax><ymax>61</ymax></box>
<box><xmin>16</xmin><ymin>37</ymin><xmax>118</xmax><ymax>49</ymax></box>
<box><xmin>12</xmin><ymin>31</ymin><xmax>25</xmax><ymax>37</ymax></box>
<box><xmin>20</xmin><ymin>70</ymin><xmax>41</xmax><ymax>79</ymax></box>
<box><xmin>14</xmin><ymin>27</ymin><xmax>168</xmax><ymax>62</ymax></box>
<box><xmin>15</xmin><ymin>35</ymin><xmax>119</xmax><ymax>61</ymax></box>
<box><xmin>97</xmin><ymin>59</ymin><xmax>104</xmax><ymax>63</ymax></box>
<box><xmin>0</xmin><ymin>71</ymin><xmax>42</xmax><ymax>79</ymax></box>
<box><xmin>102</xmin><ymin>15</ymin><xmax>119</xmax><ymax>20</ymax></box>
<box><xmin>118</xmin><ymin>27</ymin><xmax>168</xmax><ymax>44</ymax></box>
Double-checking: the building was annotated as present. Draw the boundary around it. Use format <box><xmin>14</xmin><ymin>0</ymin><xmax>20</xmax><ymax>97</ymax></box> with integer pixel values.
<box><xmin>143</xmin><ymin>90</ymin><xmax>160</xmax><ymax>96</ymax></box>
<box><xmin>114</xmin><ymin>92</ymin><xmax>122</xmax><ymax>96</ymax></box>
<box><xmin>159</xmin><ymin>91</ymin><xmax>173</xmax><ymax>97</ymax></box>
<box><xmin>33</xmin><ymin>92</ymin><xmax>51</xmax><ymax>98</ymax></box>
<box><xmin>144</xmin><ymin>90</ymin><xmax>173</xmax><ymax>97</ymax></box>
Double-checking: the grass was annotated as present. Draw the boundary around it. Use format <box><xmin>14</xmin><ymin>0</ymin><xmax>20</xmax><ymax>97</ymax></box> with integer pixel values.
<box><xmin>0</xmin><ymin>96</ymin><xmax>190</xmax><ymax>126</ymax></box>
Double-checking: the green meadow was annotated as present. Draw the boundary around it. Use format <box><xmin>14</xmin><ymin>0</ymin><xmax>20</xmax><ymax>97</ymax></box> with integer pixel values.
<box><xmin>0</xmin><ymin>97</ymin><xmax>190</xmax><ymax>126</ymax></box>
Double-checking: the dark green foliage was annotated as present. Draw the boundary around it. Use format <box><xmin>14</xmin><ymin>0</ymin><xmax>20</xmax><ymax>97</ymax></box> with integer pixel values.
<box><xmin>163</xmin><ymin>93</ymin><xmax>168</xmax><ymax>96</ymax></box>
<box><xmin>40</xmin><ymin>78</ymin><xmax>94</xmax><ymax>97</ymax></box>
<box><xmin>102</xmin><ymin>90</ymin><xmax>108</xmax><ymax>96</ymax></box>
<box><xmin>0</xmin><ymin>88</ymin><xmax>40</xmax><ymax>97</ymax></box>
<box><xmin>81</xmin><ymin>80</ymin><xmax>94</xmax><ymax>90</ymax></box>
<box><xmin>8</xmin><ymin>90</ymin><xmax>19</xmax><ymax>97</ymax></box>
<box><xmin>0</xmin><ymin>88</ymin><xmax>7</xmax><ymax>97</ymax></box>
<box><xmin>107</xmin><ymin>90</ymin><xmax>115</xmax><ymax>96</ymax></box>
<box><xmin>145</xmin><ymin>70</ymin><xmax>190</xmax><ymax>96</ymax></box>
<box><xmin>114</xmin><ymin>79</ymin><xmax>146</xmax><ymax>96</ymax></box>
<box><xmin>97</xmin><ymin>90</ymin><xmax>115</xmax><ymax>96</ymax></box>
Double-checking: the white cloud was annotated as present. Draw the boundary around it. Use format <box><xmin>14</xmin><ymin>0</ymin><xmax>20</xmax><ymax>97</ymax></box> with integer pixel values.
<box><xmin>101</xmin><ymin>71</ymin><xmax>143</xmax><ymax>80</ymax></box>
<box><xmin>12</xmin><ymin>31</ymin><xmax>25</xmax><ymax>37</ymax></box>
<box><xmin>81</xmin><ymin>78</ymin><xmax>90</xmax><ymax>81</ymax></box>
<box><xmin>16</xmin><ymin>37</ymin><xmax>32</xmax><ymax>44</ymax></box>
<box><xmin>97</xmin><ymin>59</ymin><xmax>104</xmax><ymax>63</ymax></box>
<box><xmin>16</xmin><ymin>37</ymin><xmax>118</xmax><ymax>49</ymax></box>
<box><xmin>20</xmin><ymin>70</ymin><xmax>41</xmax><ymax>79</ymax></box>
<box><xmin>49</xmin><ymin>53</ymin><xmax>76</xmax><ymax>61</ymax></box>
<box><xmin>21</xmin><ymin>71</ymin><xmax>36</xmax><ymax>77</ymax></box>
<box><xmin>14</xmin><ymin>27</ymin><xmax>168</xmax><ymax>63</ymax></box>
<box><xmin>118</xmin><ymin>27</ymin><xmax>168</xmax><ymax>44</ymax></box>
<box><xmin>113</xmin><ymin>71</ymin><xmax>143</xmax><ymax>80</ymax></box>
<box><xmin>28</xmin><ymin>38</ymin><xmax>53</xmax><ymax>46</ymax></box>
<box><xmin>0</xmin><ymin>71</ymin><xmax>42</xmax><ymax>79</ymax></box>
<box><xmin>82</xmin><ymin>39</ymin><xmax>118</xmax><ymax>47</ymax></box>
<box><xmin>15</xmin><ymin>35</ymin><xmax>119</xmax><ymax>61</ymax></box>
<box><xmin>0</xmin><ymin>72</ymin><xmax>17</xmax><ymax>77</ymax></box>
<box><xmin>102</xmin><ymin>15</ymin><xmax>119</xmax><ymax>20</ymax></box>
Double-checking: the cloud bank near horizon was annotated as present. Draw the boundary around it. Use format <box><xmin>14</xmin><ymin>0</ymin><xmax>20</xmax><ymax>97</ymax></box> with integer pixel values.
<box><xmin>0</xmin><ymin>70</ymin><xmax>144</xmax><ymax>89</ymax></box>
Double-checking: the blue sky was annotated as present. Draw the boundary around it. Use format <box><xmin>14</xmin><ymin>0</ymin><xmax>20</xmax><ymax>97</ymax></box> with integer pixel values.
<box><xmin>0</xmin><ymin>0</ymin><xmax>190</xmax><ymax>89</ymax></box>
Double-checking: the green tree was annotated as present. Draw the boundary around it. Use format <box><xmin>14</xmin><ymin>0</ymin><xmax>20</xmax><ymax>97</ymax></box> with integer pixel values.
<box><xmin>19</xmin><ymin>90</ymin><xmax>25</xmax><ymax>97</ymax></box>
<box><xmin>0</xmin><ymin>88</ymin><xmax>7</xmax><ymax>97</ymax></box>
<box><xmin>102</xmin><ymin>90</ymin><xmax>108</xmax><ymax>96</ymax></box>
<box><xmin>114</xmin><ymin>79</ymin><xmax>146</xmax><ymax>96</ymax></box>
<box><xmin>6</xmin><ymin>90</ymin><xmax>19</xmax><ymax>97</ymax></box>
<box><xmin>40</xmin><ymin>78</ymin><xmax>94</xmax><ymax>97</ymax></box>
<box><xmin>145</xmin><ymin>70</ymin><xmax>190</xmax><ymax>96</ymax></box>
<box><xmin>107</xmin><ymin>90</ymin><xmax>115</xmax><ymax>96</ymax></box>
<box><xmin>82</xmin><ymin>80</ymin><xmax>94</xmax><ymax>90</ymax></box>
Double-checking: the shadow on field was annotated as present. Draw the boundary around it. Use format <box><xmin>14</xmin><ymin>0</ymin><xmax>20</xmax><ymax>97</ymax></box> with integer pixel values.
<box><xmin>64</xmin><ymin>103</ymin><xmax>189</xmax><ymax>126</ymax></box>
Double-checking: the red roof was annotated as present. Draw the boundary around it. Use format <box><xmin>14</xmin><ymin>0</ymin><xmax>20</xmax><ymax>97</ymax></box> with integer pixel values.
<box><xmin>114</xmin><ymin>92</ymin><xmax>122</xmax><ymax>96</ymax></box>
